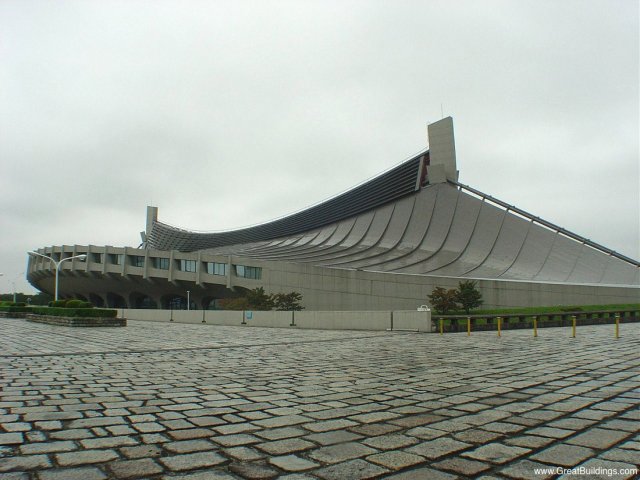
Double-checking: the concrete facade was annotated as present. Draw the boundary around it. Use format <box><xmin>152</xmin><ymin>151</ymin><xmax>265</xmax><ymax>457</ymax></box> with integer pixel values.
<box><xmin>27</xmin><ymin>118</ymin><xmax>639</xmax><ymax>310</ymax></box>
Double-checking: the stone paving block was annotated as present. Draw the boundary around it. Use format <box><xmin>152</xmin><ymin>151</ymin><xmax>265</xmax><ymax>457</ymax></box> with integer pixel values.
<box><xmin>108</xmin><ymin>458</ymin><xmax>163</xmax><ymax>478</ymax></box>
<box><xmin>313</xmin><ymin>458</ymin><xmax>389</xmax><ymax>480</ymax></box>
<box><xmin>56</xmin><ymin>449</ymin><xmax>120</xmax><ymax>466</ymax></box>
<box><xmin>504</xmin><ymin>434</ymin><xmax>555</xmax><ymax>449</ymax></box>
<box><xmin>384</xmin><ymin>466</ymin><xmax>458</xmax><ymax>479</ymax></box>
<box><xmin>480</xmin><ymin>421</ymin><xmax>526</xmax><ymax>434</ymax></box>
<box><xmin>599</xmin><ymin>448</ymin><xmax>640</xmax><ymax>464</ymax></box>
<box><xmin>269</xmin><ymin>454</ymin><xmax>318</xmax><ymax>472</ymax></box>
<box><xmin>407</xmin><ymin>437</ymin><xmax>472</xmax><ymax>459</ymax></box>
<box><xmin>255</xmin><ymin>438</ymin><xmax>315</xmax><ymax>455</ymax></box>
<box><xmin>366</xmin><ymin>451</ymin><xmax>425</xmax><ymax>470</ymax></box>
<box><xmin>19</xmin><ymin>440</ymin><xmax>77</xmax><ymax>454</ymax></box>
<box><xmin>601</xmin><ymin>419</ymin><xmax>640</xmax><ymax>432</ymax></box>
<box><xmin>120</xmin><ymin>444</ymin><xmax>162</xmax><ymax>459</ymax></box>
<box><xmin>309</xmin><ymin>442</ymin><xmax>378</xmax><ymax>464</ymax></box>
<box><xmin>566</xmin><ymin>427</ymin><xmax>631</xmax><ymax>449</ymax></box>
<box><xmin>0</xmin><ymin>454</ymin><xmax>51</xmax><ymax>472</ymax></box>
<box><xmin>164</xmin><ymin>439</ymin><xmax>216</xmax><ymax>453</ymax></box>
<box><xmin>361</xmin><ymin>433</ymin><xmax>418</xmax><ymax>450</ymax></box>
<box><xmin>80</xmin><ymin>435</ymin><xmax>138</xmax><ymax>449</ymax></box>
<box><xmin>432</xmin><ymin>457</ymin><xmax>491</xmax><ymax>476</ymax></box>
<box><xmin>1</xmin><ymin>423</ymin><xmax>30</xmax><ymax>432</ymax></box>
<box><xmin>160</xmin><ymin>451</ymin><xmax>228</xmax><ymax>471</ymax></box>
<box><xmin>530</xmin><ymin>444</ymin><xmax>595</xmax><ymax>467</ymax></box>
<box><xmin>405</xmin><ymin>426</ymin><xmax>448</xmax><ymax>440</ymax></box>
<box><xmin>229</xmin><ymin>461</ymin><xmax>280</xmax><ymax>479</ymax></box>
<box><xmin>349</xmin><ymin>423</ymin><xmax>402</xmax><ymax>436</ymax></box>
<box><xmin>34</xmin><ymin>421</ymin><xmax>62</xmax><ymax>431</ymax></box>
<box><xmin>132</xmin><ymin>422</ymin><xmax>166</xmax><ymax>433</ymax></box>
<box><xmin>0</xmin><ymin>433</ymin><xmax>23</xmax><ymax>445</ymax></box>
<box><xmin>36</xmin><ymin>467</ymin><xmax>108</xmax><ymax>480</ymax></box>
<box><xmin>66</xmin><ymin>416</ymin><xmax>125</xmax><ymax>428</ymax></box>
<box><xmin>499</xmin><ymin>459</ymin><xmax>556</xmax><ymax>479</ymax></box>
<box><xmin>253</xmin><ymin>415</ymin><xmax>309</xmax><ymax>428</ymax></box>
<box><xmin>453</xmin><ymin>428</ymin><xmax>503</xmax><ymax>444</ymax></box>
<box><xmin>462</xmin><ymin>442</ymin><xmax>530</xmax><ymax>464</ymax></box>
<box><xmin>212</xmin><ymin>433</ymin><xmax>261</xmax><ymax>447</ymax></box>
<box><xmin>254</xmin><ymin>427</ymin><xmax>306</xmax><ymax>441</ymax></box>
<box><xmin>527</xmin><ymin>426</ymin><xmax>575</xmax><ymax>439</ymax></box>
<box><xmin>106</xmin><ymin>425</ymin><xmax>137</xmax><ymax>436</ymax></box>
<box><xmin>223</xmin><ymin>446</ymin><xmax>265</xmax><ymax>461</ymax></box>
<box><xmin>302</xmin><ymin>418</ymin><xmax>358</xmax><ymax>432</ymax></box>
<box><xmin>566</xmin><ymin>458</ymin><xmax>639</xmax><ymax>480</ymax></box>
<box><xmin>304</xmin><ymin>429</ymin><xmax>363</xmax><ymax>446</ymax></box>
<box><xmin>388</xmin><ymin>413</ymin><xmax>445</xmax><ymax>428</ymax></box>
<box><xmin>160</xmin><ymin>470</ymin><xmax>236</xmax><ymax>479</ymax></box>
<box><xmin>189</xmin><ymin>416</ymin><xmax>226</xmax><ymax>427</ymax></box>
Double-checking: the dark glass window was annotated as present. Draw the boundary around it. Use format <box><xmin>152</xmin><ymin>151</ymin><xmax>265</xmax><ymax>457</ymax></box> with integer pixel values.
<box><xmin>206</xmin><ymin>262</ymin><xmax>227</xmax><ymax>276</ymax></box>
<box><xmin>130</xmin><ymin>255</ymin><xmax>145</xmax><ymax>267</ymax></box>
<box><xmin>153</xmin><ymin>257</ymin><xmax>170</xmax><ymax>270</ymax></box>
<box><xmin>234</xmin><ymin>265</ymin><xmax>262</xmax><ymax>279</ymax></box>
<box><xmin>180</xmin><ymin>260</ymin><xmax>197</xmax><ymax>272</ymax></box>
<box><xmin>109</xmin><ymin>254</ymin><xmax>124</xmax><ymax>265</ymax></box>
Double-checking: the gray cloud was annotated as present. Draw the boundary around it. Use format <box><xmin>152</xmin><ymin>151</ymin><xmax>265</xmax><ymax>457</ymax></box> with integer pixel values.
<box><xmin>1</xmin><ymin>0</ymin><xmax>638</xmax><ymax>294</ymax></box>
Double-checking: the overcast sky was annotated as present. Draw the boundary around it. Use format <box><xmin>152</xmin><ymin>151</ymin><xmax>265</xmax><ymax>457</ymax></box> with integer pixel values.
<box><xmin>1</xmin><ymin>0</ymin><xmax>638</xmax><ymax>295</ymax></box>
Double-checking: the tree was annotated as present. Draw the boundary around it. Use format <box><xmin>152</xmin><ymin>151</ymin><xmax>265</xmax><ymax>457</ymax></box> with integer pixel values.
<box><xmin>245</xmin><ymin>287</ymin><xmax>274</xmax><ymax>310</ymax></box>
<box><xmin>218</xmin><ymin>297</ymin><xmax>250</xmax><ymax>310</ymax></box>
<box><xmin>273</xmin><ymin>292</ymin><xmax>304</xmax><ymax>311</ymax></box>
<box><xmin>455</xmin><ymin>280</ymin><xmax>483</xmax><ymax>314</ymax></box>
<box><xmin>428</xmin><ymin>287</ymin><xmax>459</xmax><ymax>314</ymax></box>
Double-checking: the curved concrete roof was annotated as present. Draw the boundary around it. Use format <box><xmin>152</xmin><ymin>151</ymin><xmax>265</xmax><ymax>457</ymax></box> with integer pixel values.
<box><xmin>146</xmin><ymin>172</ymin><xmax>639</xmax><ymax>286</ymax></box>
<box><xmin>147</xmin><ymin>152</ymin><xmax>426</xmax><ymax>251</ymax></box>
<box><xmin>190</xmin><ymin>182</ymin><xmax>638</xmax><ymax>286</ymax></box>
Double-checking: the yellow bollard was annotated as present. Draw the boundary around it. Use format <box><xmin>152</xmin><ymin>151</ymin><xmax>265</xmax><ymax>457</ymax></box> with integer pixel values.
<box><xmin>533</xmin><ymin>316</ymin><xmax>538</xmax><ymax>338</ymax></box>
<box><xmin>571</xmin><ymin>315</ymin><xmax>576</xmax><ymax>338</ymax></box>
<box><xmin>467</xmin><ymin>317</ymin><xmax>471</xmax><ymax>336</ymax></box>
<box><xmin>497</xmin><ymin>316</ymin><xmax>502</xmax><ymax>337</ymax></box>
<box><xmin>439</xmin><ymin>318</ymin><xmax>443</xmax><ymax>335</ymax></box>
<box><xmin>615</xmin><ymin>313</ymin><xmax>620</xmax><ymax>339</ymax></box>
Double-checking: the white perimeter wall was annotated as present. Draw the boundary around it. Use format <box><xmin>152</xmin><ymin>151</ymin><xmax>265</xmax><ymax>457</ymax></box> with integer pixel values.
<box><xmin>120</xmin><ymin>309</ymin><xmax>431</xmax><ymax>332</ymax></box>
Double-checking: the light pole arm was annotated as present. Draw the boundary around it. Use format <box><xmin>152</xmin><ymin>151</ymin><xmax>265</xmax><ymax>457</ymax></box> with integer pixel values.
<box><xmin>29</xmin><ymin>251</ymin><xmax>87</xmax><ymax>301</ymax></box>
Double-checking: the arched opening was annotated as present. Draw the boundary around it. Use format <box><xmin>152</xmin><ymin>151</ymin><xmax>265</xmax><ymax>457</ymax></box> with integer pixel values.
<box><xmin>161</xmin><ymin>294</ymin><xmax>187</xmax><ymax>310</ymax></box>
<box><xmin>89</xmin><ymin>293</ymin><xmax>105</xmax><ymax>308</ymax></box>
<box><xmin>106</xmin><ymin>292</ymin><xmax>127</xmax><ymax>308</ymax></box>
<box><xmin>129</xmin><ymin>292</ymin><xmax>158</xmax><ymax>309</ymax></box>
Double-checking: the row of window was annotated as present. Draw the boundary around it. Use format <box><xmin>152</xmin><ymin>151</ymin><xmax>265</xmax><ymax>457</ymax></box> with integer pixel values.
<box><xmin>37</xmin><ymin>252</ymin><xmax>261</xmax><ymax>279</ymax></box>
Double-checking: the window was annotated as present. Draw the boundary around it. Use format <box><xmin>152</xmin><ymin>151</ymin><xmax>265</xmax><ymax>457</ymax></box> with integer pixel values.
<box><xmin>152</xmin><ymin>257</ymin><xmax>169</xmax><ymax>270</ymax></box>
<box><xmin>109</xmin><ymin>254</ymin><xmax>124</xmax><ymax>265</ymax></box>
<box><xmin>206</xmin><ymin>262</ymin><xmax>227</xmax><ymax>276</ymax></box>
<box><xmin>92</xmin><ymin>253</ymin><xmax>102</xmax><ymax>263</ymax></box>
<box><xmin>234</xmin><ymin>265</ymin><xmax>262</xmax><ymax>280</ymax></box>
<box><xmin>180</xmin><ymin>259</ymin><xmax>197</xmax><ymax>272</ymax></box>
<box><xmin>130</xmin><ymin>255</ymin><xmax>145</xmax><ymax>267</ymax></box>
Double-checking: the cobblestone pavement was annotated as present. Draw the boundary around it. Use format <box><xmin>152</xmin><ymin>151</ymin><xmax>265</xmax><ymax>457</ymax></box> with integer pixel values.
<box><xmin>0</xmin><ymin>318</ymin><xmax>638</xmax><ymax>480</ymax></box>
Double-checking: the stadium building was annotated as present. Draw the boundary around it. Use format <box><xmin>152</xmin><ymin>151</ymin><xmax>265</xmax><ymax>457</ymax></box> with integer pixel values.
<box><xmin>27</xmin><ymin>118</ymin><xmax>640</xmax><ymax>310</ymax></box>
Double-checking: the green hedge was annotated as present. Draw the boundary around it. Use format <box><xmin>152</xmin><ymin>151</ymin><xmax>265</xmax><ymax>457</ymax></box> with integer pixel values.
<box><xmin>30</xmin><ymin>307</ymin><xmax>117</xmax><ymax>318</ymax></box>
<box><xmin>48</xmin><ymin>299</ymin><xmax>94</xmax><ymax>308</ymax></box>
<box><xmin>0</xmin><ymin>306</ymin><xmax>33</xmax><ymax>313</ymax></box>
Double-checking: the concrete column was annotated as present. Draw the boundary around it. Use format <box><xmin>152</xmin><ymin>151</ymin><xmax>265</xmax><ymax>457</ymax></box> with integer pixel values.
<box><xmin>427</xmin><ymin>116</ymin><xmax>458</xmax><ymax>183</ymax></box>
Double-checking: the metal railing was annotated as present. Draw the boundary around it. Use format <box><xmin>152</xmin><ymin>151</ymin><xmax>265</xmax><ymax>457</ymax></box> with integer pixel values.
<box><xmin>435</xmin><ymin>309</ymin><xmax>639</xmax><ymax>338</ymax></box>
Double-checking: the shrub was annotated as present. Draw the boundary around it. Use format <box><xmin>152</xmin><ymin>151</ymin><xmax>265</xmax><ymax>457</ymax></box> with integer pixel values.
<box><xmin>31</xmin><ymin>307</ymin><xmax>117</xmax><ymax>318</ymax></box>
<box><xmin>273</xmin><ymin>292</ymin><xmax>304</xmax><ymax>311</ymax></box>
<box><xmin>428</xmin><ymin>287</ymin><xmax>459</xmax><ymax>314</ymax></box>
<box><xmin>49</xmin><ymin>300</ymin><xmax>68</xmax><ymax>307</ymax></box>
<box><xmin>218</xmin><ymin>297</ymin><xmax>250</xmax><ymax>311</ymax></box>
<box><xmin>455</xmin><ymin>280</ymin><xmax>483</xmax><ymax>314</ymax></box>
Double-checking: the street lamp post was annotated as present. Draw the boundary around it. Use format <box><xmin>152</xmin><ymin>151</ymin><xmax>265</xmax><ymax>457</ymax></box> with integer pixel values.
<box><xmin>11</xmin><ymin>272</ymin><xmax>25</xmax><ymax>303</ymax></box>
<box><xmin>29</xmin><ymin>252</ymin><xmax>87</xmax><ymax>301</ymax></box>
